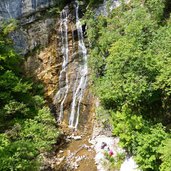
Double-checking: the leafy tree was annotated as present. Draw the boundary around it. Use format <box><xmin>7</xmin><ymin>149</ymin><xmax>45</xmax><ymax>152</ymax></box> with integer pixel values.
<box><xmin>111</xmin><ymin>105</ymin><xmax>144</xmax><ymax>152</ymax></box>
<box><xmin>0</xmin><ymin>20</ymin><xmax>45</xmax><ymax>130</ymax></box>
<box><xmin>134</xmin><ymin>124</ymin><xmax>168</xmax><ymax>171</ymax></box>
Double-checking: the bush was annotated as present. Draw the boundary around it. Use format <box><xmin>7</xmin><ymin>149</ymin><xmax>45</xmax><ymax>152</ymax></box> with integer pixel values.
<box><xmin>159</xmin><ymin>138</ymin><xmax>171</xmax><ymax>171</ymax></box>
<box><xmin>111</xmin><ymin>106</ymin><xmax>169</xmax><ymax>170</ymax></box>
<box><xmin>111</xmin><ymin>105</ymin><xmax>144</xmax><ymax>152</ymax></box>
<box><xmin>134</xmin><ymin>124</ymin><xmax>168</xmax><ymax>171</ymax></box>
<box><xmin>102</xmin><ymin>151</ymin><xmax>126</xmax><ymax>171</ymax></box>
<box><xmin>0</xmin><ymin>107</ymin><xmax>59</xmax><ymax>171</ymax></box>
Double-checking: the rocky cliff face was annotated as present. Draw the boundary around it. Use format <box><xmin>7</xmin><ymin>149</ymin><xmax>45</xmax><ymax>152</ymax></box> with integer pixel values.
<box><xmin>25</xmin><ymin>2</ymin><xmax>93</xmax><ymax>129</ymax></box>
<box><xmin>0</xmin><ymin>0</ymin><xmax>62</xmax><ymax>55</ymax></box>
<box><xmin>0</xmin><ymin>1</ymin><xmax>61</xmax><ymax>100</ymax></box>
<box><xmin>10</xmin><ymin>16</ymin><xmax>57</xmax><ymax>54</ymax></box>
<box><xmin>0</xmin><ymin>0</ymin><xmax>57</xmax><ymax>20</ymax></box>
<box><xmin>24</xmin><ymin>35</ymin><xmax>59</xmax><ymax>100</ymax></box>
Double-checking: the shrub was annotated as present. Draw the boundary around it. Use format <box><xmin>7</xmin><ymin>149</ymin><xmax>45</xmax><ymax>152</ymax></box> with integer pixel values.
<box><xmin>0</xmin><ymin>107</ymin><xmax>59</xmax><ymax>171</ymax></box>
<box><xmin>159</xmin><ymin>138</ymin><xmax>171</xmax><ymax>171</ymax></box>
<box><xmin>134</xmin><ymin>124</ymin><xmax>168</xmax><ymax>171</ymax></box>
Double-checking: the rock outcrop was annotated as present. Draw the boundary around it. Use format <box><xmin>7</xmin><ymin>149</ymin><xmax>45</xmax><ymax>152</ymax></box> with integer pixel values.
<box><xmin>0</xmin><ymin>0</ymin><xmax>66</xmax><ymax>55</ymax></box>
<box><xmin>0</xmin><ymin>1</ymin><xmax>62</xmax><ymax>100</ymax></box>
<box><xmin>0</xmin><ymin>0</ymin><xmax>61</xmax><ymax>98</ymax></box>
<box><xmin>24</xmin><ymin>36</ymin><xmax>59</xmax><ymax>100</ymax></box>
<box><xmin>0</xmin><ymin>0</ymin><xmax>57</xmax><ymax>20</ymax></box>
<box><xmin>10</xmin><ymin>17</ymin><xmax>57</xmax><ymax>54</ymax></box>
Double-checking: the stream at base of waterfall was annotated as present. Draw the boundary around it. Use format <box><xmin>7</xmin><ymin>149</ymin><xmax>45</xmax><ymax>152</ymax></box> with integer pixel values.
<box><xmin>42</xmin><ymin>109</ymin><xmax>140</xmax><ymax>171</ymax></box>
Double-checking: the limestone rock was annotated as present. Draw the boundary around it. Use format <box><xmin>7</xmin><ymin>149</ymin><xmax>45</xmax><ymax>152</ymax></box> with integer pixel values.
<box><xmin>0</xmin><ymin>0</ymin><xmax>58</xmax><ymax>20</ymax></box>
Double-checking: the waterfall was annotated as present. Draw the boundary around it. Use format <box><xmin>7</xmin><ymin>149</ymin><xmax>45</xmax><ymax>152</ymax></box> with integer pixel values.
<box><xmin>69</xmin><ymin>0</ymin><xmax>88</xmax><ymax>128</ymax></box>
<box><xmin>54</xmin><ymin>6</ymin><xmax>69</xmax><ymax>122</ymax></box>
<box><xmin>54</xmin><ymin>1</ymin><xmax>88</xmax><ymax>129</ymax></box>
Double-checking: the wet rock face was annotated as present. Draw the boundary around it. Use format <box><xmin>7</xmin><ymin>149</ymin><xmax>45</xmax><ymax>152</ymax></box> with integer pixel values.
<box><xmin>0</xmin><ymin>0</ymin><xmax>56</xmax><ymax>20</ymax></box>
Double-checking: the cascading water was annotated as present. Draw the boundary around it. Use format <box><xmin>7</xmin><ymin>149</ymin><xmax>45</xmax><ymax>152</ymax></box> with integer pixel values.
<box><xmin>54</xmin><ymin>1</ymin><xmax>88</xmax><ymax>129</ymax></box>
<box><xmin>69</xmin><ymin>0</ymin><xmax>88</xmax><ymax>128</ymax></box>
<box><xmin>54</xmin><ymin>6</ymin><xmax>69</xmax><ymax>122</ymax></box>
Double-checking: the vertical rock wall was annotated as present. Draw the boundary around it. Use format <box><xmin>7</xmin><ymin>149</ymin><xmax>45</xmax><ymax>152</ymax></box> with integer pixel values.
<box><xmin>0</xmin><ymin>0</ymin><xmax>57</xmax><ymax>20</ymax></box>
<box><xmin>0</xmin><ymin>0</ymin><xmax>62</xmax><ymax>100</ymax></box>
<box><xmin>10</xmin><ymin>17</ymin><xmax>57</xmax><ymax>55</ymax></box>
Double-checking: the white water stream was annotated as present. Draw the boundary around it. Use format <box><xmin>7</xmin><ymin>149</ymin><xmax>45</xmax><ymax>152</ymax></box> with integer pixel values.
<box><xmin>54</xmin><ymin>6</ymin><xmax>69</xmax><ymax>122</ymax></box>
<box><xmin>54</xmin><ymin>1</ymin><xmax>88</xmax><ymax>129</ymax></box>
<box><xmin>69</xmin><ymin>0</ymin><xmax>88</xmax><ymax>128</ymax></box>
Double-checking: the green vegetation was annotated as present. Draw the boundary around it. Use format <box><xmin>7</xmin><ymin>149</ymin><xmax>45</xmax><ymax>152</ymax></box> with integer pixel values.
<box><xmin>85</xmin><ymin>0</ymin><xmax>171</xmax><ymax>170</ymax></box>
<box><xmin>0</xmin><ymin>20</ymin><xmax>59</xmax><ymax>171</ymax></box>
<box><xmin>102</xmin><ymin>151</ymin><xmax>126</xmax><ymax>170</ymax></box>
<box><xmin>159</xmin><ymin>138</ymin><xmax>171</xmax><ymax>171</ymax></box>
